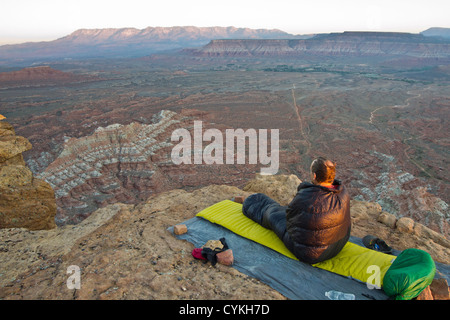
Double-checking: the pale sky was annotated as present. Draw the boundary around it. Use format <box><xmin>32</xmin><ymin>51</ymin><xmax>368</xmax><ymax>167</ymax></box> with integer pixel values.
<box><xmin>1</xmin><ymin>0</ymin><xmax>449</xmax><ymax>45</ymax></box>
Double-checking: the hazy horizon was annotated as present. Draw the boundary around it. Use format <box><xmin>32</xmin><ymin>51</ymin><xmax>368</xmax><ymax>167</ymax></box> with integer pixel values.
<box><xmin>1</xmin><ymin>0</ymin><xmax>450</xmax><ymax>46</ymax></box>
<box><xmin>1</xmin><ymin>25</ymin><xmax>448</xmax><ymax>46</ymax></box>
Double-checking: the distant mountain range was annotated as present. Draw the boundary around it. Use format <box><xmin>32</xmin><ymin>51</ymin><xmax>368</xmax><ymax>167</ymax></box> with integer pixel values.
<box><xmin>0</xmin><ymin>26</ymin><xmax>449</xmax><ymax>65</ymax></box>
<box><xmin>0</xmin><ymin>26</ymin><xmax>305</xmax><ymax>65</ymax></box>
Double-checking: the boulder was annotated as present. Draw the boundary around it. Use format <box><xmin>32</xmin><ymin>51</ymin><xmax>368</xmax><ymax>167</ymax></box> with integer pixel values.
<box><xmin>0</xmin><ymin>121</ymin><xmax>14</xmax><ymax>136</ymax></box>
<box><xmin>377</xmin><ymin>211</ymin><xmax>397</xmax><ymax>229</ymax></box>
<box><xmin>0</xmin><ymin>135</ymin><xmax>32</xmax><ymax>163</ymax></box>
<box><xmin>0</xmin><ymin>122</ymin><xmax>56</xmax><ymax>230</ymax></box>
<box><xmin>396</xmin><ymin>217</ymin><xmax>415</xmax><ymax>233</ymax></box>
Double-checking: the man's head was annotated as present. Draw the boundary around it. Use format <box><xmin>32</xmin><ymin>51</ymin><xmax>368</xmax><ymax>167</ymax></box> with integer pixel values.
<box><xmin>310</xmin><ymin>157</ymin><xmax>336</xmax><ymax>185</ymax></box>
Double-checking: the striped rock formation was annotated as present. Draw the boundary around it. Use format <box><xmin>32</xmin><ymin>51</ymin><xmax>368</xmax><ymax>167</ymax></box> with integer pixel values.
<box><xmin>39</xmin><ymin>110</ymin><xmax>181</xmax><ymax>225</ymax></box>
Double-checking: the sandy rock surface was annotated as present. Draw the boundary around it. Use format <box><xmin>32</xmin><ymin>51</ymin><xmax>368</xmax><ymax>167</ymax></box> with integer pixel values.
<box><xmin>1</xmin><ymin>175</ymin><xmax>449</xmax><ymax>300</ymax></box>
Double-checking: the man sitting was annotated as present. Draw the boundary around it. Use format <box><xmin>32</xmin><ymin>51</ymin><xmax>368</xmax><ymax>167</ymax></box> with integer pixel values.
<box><xmin>243</xmin><ymin>157</ymin><xmax>351</xmax><ymax>264</ymax></box>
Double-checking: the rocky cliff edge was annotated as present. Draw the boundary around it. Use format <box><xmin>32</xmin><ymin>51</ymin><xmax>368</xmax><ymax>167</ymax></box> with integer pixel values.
<box><xmin>0</xmin><ymin>121</ymin><xmax>56</xmax><ymax>230</ymax></box>
<box><xmin>0</xmin><ymin>173</ymin><xmax>448</xmax><ymax>299</ymax></box>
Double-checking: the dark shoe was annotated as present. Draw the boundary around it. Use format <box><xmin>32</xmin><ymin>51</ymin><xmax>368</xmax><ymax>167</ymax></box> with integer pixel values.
<box><xmin>362</xmin><ymin>235</ymin><xmax>393</xmax><ymax>254</ymax></box>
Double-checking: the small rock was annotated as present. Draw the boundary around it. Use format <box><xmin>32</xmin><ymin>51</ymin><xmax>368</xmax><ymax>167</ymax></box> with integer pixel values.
<box><xmin>370</xmin><ymin>202</ymin><xmax>382</xmax><ymax>214</ymax></box>
<box><xmin>377</xmin><ymin>211</ymin><xmax>397</xmax><ymax>229</ymax></box>
<box><xmin>148</xmin><ymin>276</ymin><xmax>163</xmax><ymax>293</ymax></box>
<box><xmin>174</xmin><ymin>224</ymin><xmax>187</xmax><ymax>235</ymax></box>
<box><xmin>430</xmin><ymin>278</ymin><xmax>450</xmax><ymax>300</ymax></box>
<box><xmin>232</xmin><ymin>196</ymin><xmax>245</xmax><ymax>204</ymax></box>
<box><xmin>217</xmin><ymin>249</ymin><xmax>234</xmax><ymax>266</ymax></box>
<box><xmin>396</xmin><ymin>217</ymin><xmax>415</xmax><ymax>233</ymax></box>
<box><xmin>349</xmin><ymin>201</ymin><xmax>370</xmax><ymax>222</ymax></box>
